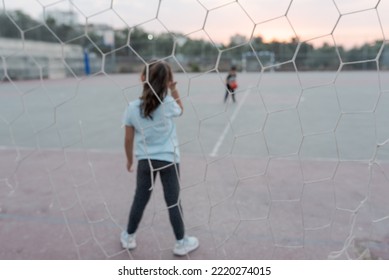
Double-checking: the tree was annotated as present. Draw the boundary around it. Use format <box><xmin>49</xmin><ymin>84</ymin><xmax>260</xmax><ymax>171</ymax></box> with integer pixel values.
<box><xmin>0</xmin><ymin>11</ymin><xmax>21</xmax><ymax>38</ymax></box>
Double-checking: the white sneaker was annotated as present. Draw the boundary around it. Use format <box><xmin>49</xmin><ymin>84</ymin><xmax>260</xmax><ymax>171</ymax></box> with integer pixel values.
<box><xmin>120</xmin><ymin>231</ymin><xmax>136</xmax><ymax>249</ymax></box>
<box><xmin>173</xmin><ymin>236</ymin><xmax>199</xmax><ymax>256</ymax></box>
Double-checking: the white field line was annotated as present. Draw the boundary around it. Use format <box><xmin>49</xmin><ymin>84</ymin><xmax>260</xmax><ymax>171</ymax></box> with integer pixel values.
<box><xmin>210</xmin><ymin>88</ymin><xmax>251</xmax><ymax>157</ymax></box>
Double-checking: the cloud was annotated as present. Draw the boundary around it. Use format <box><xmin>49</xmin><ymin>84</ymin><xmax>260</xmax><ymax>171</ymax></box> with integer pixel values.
<box><xmin>3</xmin><ymin>0</ymin><xmax>385</xmax><ymax>47</ymax></box>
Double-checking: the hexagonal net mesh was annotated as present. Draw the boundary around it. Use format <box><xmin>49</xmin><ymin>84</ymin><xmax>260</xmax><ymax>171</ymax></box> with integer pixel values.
<box><xmin>1</xmin><ymin>0</ymin><xmax>389</xmax><ymax>260</ymax></box>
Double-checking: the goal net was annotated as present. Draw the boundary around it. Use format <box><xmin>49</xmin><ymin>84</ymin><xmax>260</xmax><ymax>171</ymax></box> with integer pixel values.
<box><xmin>1</xmin><ymin>0</ymin><xmax>389</xmax><ymax>260</ymax></box>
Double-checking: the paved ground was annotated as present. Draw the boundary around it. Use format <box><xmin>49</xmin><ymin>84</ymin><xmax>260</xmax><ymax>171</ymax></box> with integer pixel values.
<box><xmin>1</xmin><ymin>72</ymin><xmax>389</xmax><ymax>259</ymax></box>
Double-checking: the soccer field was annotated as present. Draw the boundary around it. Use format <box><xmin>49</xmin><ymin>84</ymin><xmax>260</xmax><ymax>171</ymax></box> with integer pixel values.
<box><xmin>1</xmin><ymin>71</ymin><xmax>389</xmax><ymax>259</ymax></box>
<box><xmin>2</xmin><ymin>71</ymin><xmax>388</xmax><ymax>158</ymax></box>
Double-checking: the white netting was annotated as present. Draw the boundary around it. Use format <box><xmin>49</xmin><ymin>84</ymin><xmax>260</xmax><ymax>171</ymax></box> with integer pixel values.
<box><xmin>1</xmin><ymin>0</ymin><xmax>389</xmax><ymax>259</ymax></box>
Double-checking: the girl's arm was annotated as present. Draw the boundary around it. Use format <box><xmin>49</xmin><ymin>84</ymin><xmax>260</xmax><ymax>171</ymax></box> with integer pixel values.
<box><xmin>124</xmin><ymin>125</ymin><xmax>135</xmax><ymax>172</ymax></box>
<box><xmin>169</xmin><ymin>81</ymin><xmax>183</xmax><ymax>113</ymax></box>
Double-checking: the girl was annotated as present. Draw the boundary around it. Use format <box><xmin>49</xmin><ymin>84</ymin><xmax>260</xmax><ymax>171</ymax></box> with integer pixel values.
<box><xmin>121</xmin><ymin>61</ymin><xmax>199</xmax><ymax>256</ymax></box>
<box><xmin>224</xmin><ymin>65</ymin><xmax>237</xmax><ymax>103</ymax></box>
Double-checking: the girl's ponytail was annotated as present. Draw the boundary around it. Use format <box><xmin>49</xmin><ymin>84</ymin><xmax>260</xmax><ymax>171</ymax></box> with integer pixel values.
<box><xmin>140</xmin><ymin>61</ymin><xmax>172</xmax><ymax>119</ymax></box>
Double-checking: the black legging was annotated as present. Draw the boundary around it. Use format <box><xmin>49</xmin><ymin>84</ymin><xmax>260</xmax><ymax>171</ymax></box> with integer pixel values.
<box><xmin>224</xmin><ymin>85</ymin><xmax>236</xmax><ymax>102</ymax></box>
<box><xmin>126</xmin><ymin>159</ymin><xmax>185</xmax><ymax>240</ymax></box>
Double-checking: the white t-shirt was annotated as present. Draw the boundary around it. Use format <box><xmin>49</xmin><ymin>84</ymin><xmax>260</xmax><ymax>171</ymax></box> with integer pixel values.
<box><xmin>123</xmin><ymin>95</ymin><xmax>182</xmax><ymax>163</ymax></box>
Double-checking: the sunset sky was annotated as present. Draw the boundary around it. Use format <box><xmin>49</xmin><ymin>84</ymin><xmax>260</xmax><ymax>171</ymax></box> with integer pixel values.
<box><xmin>3</xmin><ymin>0</ymin><xmax>388</xmax><ymax>49</ymax></box>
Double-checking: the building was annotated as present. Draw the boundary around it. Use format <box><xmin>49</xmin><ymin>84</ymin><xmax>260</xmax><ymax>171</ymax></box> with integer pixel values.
<box><xmin>45</xmin><ymin>9</ymin><xmax>79</xmax><ymax>26</ymax></box>
<box><xmin>0</xmin><ymin>38</ymin><xmax>85</xmax><ymax>79</ymax></box>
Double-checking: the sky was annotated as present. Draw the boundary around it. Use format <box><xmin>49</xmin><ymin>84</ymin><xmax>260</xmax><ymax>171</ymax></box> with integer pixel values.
<box><xmin>2</xmin><ymin>0</ymin><xmax>388</xmax><ymax>49</ymax></box>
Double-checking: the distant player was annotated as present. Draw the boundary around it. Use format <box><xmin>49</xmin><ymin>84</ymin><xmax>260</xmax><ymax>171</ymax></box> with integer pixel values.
<box><xmin>224</xmin><ymin>65</ymin><xmax>238</xmax><ymax>103</ymax></box>
<box><xmin>121</xmin><ymin>60</ymin><xmax>199</xmax><ymax>256</ymax></box>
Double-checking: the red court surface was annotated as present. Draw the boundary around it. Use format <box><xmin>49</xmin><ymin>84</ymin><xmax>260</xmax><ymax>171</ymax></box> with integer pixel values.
<box><xmin>1</xmin><ymin>148</ymin><xmax>389</xmax><ymax>260</ymax></box>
